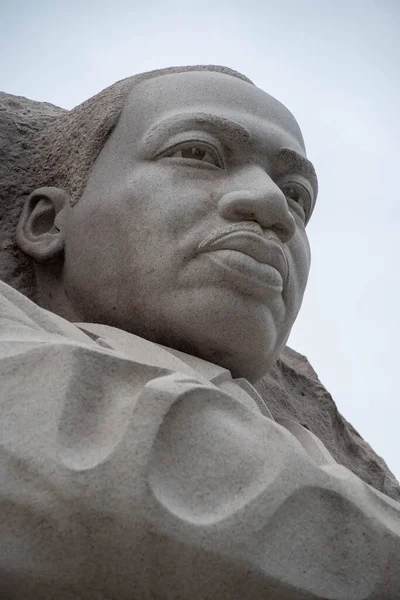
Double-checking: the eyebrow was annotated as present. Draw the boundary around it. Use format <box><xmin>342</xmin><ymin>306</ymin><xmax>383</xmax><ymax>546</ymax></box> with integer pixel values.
<box><xmin>276</xmin><ymin>147</ymin><xmax>317</xmax><ymax>180</ymax></box>
<box><xmin>142</xmin><ymin>112</ymin><xmax>252</xmax><ymax>146</ymax></box>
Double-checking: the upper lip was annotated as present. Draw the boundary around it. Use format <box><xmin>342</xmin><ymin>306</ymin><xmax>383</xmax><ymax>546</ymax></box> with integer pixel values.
<box><xmin>197</xmin><ymin>222</ymin><xmax>288</xmax><ymax>282</ymax></box>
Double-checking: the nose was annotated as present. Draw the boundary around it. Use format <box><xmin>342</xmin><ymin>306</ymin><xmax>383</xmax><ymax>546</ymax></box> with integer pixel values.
<box><xmin>217</xmin><ymin>167</ymin><xmax>296</xmax><ymax>243</ymax></box>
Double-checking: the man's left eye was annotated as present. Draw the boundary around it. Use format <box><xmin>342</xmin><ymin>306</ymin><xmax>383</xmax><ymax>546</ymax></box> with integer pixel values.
<box><xmin>165</xmin><ymin>144</ymin><xmax>222</xmax><ymax>168</ymax></box>
<box><xmin>281</xmin><ymin>182</ymin><xmax>311</xmax><ymax>220</ymax></box>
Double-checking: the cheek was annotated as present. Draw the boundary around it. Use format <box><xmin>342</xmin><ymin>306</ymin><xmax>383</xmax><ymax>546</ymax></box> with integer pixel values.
<box><xmin>285</xmin><ymin>232</ymin><xmax>311</xmax><ymax>308</ymax></box>
<box><xmin>66</xmin><ymin>195</ymin><xmax>136</xmax><ymax>298</ymax></box>
<box><xmin>126</xmin><ymin>167</ymin><xmax>214</xmax><ymax>248</ymax></box>
<box><xmin>293</xmin><ymin>226</ymin><xmax>311</xmax><ymax>273</ymax></box>
<box><xmin>297</xmin><ymin>240</ymin><xmax>311</xmax><ymax>289</ymax></box>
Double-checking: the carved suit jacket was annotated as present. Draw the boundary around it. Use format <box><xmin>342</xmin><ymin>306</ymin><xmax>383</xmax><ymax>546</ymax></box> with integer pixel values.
<box><xmin>0</xmin><ymin>280</ymin><xmax>399</xmax><ymax>599</ymax></box>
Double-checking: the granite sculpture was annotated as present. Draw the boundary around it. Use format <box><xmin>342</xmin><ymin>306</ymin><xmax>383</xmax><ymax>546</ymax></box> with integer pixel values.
<box><xmin>1</xmin><ymin>66</ymin><xmax>399</xmax><ymax>599</ymax></box>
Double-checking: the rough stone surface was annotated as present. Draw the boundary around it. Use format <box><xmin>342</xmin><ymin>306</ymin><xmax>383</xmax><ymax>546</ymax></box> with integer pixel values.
<box><xmin>0</xmin><ymin>92</ymin><xmax>66</xmax><ymax>298</ymax></box>
<box><xmin>258</xmin><ymin>348</ymin><xmax>400</xmax><ymax>501</ymax></box>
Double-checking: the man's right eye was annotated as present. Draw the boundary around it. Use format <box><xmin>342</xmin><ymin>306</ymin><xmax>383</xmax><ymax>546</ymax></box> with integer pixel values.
<box><xmin>163</xmin><ymin>143</ymin><xmax>223</xmax><ymax>168</ymax></box>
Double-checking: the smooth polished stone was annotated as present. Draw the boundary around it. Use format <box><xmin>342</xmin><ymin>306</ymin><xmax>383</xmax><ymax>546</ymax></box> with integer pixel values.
<box><xmin>1</xmin><ymin>65</ymin><xmax>399</xmax><ymax>599</ymax></box>
<box><xmin>1</xmin><ymin>280</ymin><xmax>400</xmax><ymax>599</ymax></box>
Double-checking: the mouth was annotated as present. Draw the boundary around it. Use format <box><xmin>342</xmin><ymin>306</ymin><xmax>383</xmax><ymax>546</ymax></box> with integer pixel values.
<box><xmin>197</xmin><ymin>223</ymin><xmax>288</xmax><ymax>294</ymax></box>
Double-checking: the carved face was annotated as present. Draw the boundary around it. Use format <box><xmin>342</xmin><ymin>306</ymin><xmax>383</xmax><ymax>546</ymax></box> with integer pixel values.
<box><xmin>61</xmin><ymin>71</ymin><xmax>317</xmax><ymax>380</ymax></box>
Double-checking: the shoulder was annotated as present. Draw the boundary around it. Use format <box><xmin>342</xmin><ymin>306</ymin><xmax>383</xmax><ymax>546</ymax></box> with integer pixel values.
<box><xmin>0</xmin><ymin>279</ymin><xmax>94</xmax><ymax>343</ymax></box>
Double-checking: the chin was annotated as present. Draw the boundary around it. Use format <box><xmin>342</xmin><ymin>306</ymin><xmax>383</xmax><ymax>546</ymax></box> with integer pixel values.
<box><xmin>115</xmin><ymin>291</ymin><xmax>286</xmax><ymax>381</ymax></box>
<box><xmin>163</xmin><ymin>326</ymin><xmax>281</xmax><ymax>383</ymax></box>
<box><xmin>222</xmin><ymin>346</ymin><xmax>280</xmax><ymax>383</ymax></box>
<box><xmin>191</xmin><ymin>319</ymin><xmax>288</xmax><ymax>382</ymax></box>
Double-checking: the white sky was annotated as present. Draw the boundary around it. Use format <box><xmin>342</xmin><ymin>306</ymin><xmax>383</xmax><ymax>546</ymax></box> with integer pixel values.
<box><xmin>2</xmin><ymin>0</ymin><xmax>399</xmax><ymax>480</ymax></box>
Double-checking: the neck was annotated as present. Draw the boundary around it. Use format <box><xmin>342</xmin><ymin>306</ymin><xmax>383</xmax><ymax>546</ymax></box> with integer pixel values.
<box><xmin>35</xmin><ymin>264</ymin><xmax>82</xmax><ymax>322</ymax></box>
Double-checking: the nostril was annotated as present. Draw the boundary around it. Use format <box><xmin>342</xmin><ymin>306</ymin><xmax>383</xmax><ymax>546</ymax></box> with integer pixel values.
<box><xmin>273</xmin><ymin>217</ymin><xmax>296</xmax><ymax>244</ymax></box>
<box><xmin>275</xmin><ymin>225</ymin><xmax>289</xmax><ymax>241</ymax></box>
<box><xmin>223</xmin><ymin>204</ymin><xmax>257</xmax><ymax>222</ymax></box>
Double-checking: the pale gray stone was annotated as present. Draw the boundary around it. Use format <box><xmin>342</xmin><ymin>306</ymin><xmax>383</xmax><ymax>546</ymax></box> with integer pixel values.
<box><xmin>1</xmin><ymin>67</ymin><xmax>399</xmax><ymax>599</ymax></box>
<box><xmin>1</xmin><ymin>88</ymin><xmax>398</xmax><ymax>500</ymax></box>
<box><xmin>1</xmin><ymin>280</ymin><xmax>400</xmax><ymax>599</ymax></box>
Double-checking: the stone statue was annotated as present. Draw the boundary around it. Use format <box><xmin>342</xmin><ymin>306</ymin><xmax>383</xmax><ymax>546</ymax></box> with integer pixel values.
<box><xmin>1</xmin><ymin>66</ymin><xmax>399</xmax><ymax>599</ymax></box>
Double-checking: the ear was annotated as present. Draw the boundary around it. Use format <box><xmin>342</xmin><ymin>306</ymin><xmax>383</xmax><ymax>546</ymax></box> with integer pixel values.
<box><xmin>16</xmin><ymin>187</ymin><xmax>71</xmax><ymax>263</ymax></box>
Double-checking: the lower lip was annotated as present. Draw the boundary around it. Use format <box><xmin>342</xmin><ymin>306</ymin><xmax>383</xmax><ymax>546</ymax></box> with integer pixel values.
<box><xmin>201</xmin><ymin>249</ymin><xmax>284</xmax><ymax>294</ymax></box>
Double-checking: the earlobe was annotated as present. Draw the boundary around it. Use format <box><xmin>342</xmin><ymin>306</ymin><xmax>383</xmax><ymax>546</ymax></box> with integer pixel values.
<box><xmin>16</xmin><ymin>187</ymin><xmax>71</xmax><ymax>263</ymax></box>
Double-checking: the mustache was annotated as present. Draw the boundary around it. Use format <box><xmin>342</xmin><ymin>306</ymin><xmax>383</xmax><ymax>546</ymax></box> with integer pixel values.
<box><xmin>198</xmin><ymin>222</ymin><xmax>266</xmax><ymax>249</ymax></box>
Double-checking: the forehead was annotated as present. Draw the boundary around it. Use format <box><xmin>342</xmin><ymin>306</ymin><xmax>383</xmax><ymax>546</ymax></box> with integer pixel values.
<box><xmin>118</xmin><ymin>71</ymin><xmax>306</xmax><ymax>154</ymax></box>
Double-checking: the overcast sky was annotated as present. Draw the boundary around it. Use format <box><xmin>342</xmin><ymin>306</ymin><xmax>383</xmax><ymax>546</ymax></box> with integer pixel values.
<box><xmin>2</xmin><ymin>0</ymin><xmax>399</xmax><ymax>480</ymax></box>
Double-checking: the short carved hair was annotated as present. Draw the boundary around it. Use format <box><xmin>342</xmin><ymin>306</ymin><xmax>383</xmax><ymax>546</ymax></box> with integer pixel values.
<box><xmin>0</xmin><ymin>66</ymin><xmax>252</xmax><ymax>300</ymax></box>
